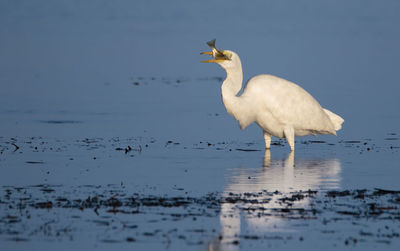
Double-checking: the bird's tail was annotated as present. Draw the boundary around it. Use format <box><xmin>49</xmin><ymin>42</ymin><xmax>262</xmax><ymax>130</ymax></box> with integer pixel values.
<box><xmin>323</xmin><ymin>108</ymin><xmax>344</xmax><ymax>131</ymax></box>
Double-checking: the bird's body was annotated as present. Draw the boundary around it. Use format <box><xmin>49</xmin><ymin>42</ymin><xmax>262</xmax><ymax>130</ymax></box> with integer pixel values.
<box><xmin>229</xmin><ymin>74</ymin><xmax>339</xmax><ymax>135</ymax></box>
<box><xmin>202</xmin><ymin>40</ymin><xmax>343</xmax><ymax>151</ymax></box>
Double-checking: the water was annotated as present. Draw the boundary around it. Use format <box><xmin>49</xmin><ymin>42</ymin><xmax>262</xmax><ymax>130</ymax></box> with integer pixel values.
<box><xmin>1</xmin><ymin>1</ymin><xmax>400</xmax><ymax>250</ymax></box>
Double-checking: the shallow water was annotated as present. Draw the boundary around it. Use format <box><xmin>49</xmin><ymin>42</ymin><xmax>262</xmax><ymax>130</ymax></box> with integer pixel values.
<box><xmin>1</xmin><ymin>1</ymin><xmax>400</xmax><ymax>250</ymax></box>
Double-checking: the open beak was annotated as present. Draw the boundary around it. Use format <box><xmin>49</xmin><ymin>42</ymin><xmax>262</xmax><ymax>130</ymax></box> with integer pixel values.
<box><xmin>201</xmin><ymin>39</ymin><xmax>229</xmax><ymax>63</ymax></box>
<box><xmin>200</xmin><ymin>58</ymin><xmax>227</xmax><ymax>63</ymax></box>
<box><xmin>200</xmin><ymin>51</ymin><xmax>222</xmax><ymax>62</ymax></box>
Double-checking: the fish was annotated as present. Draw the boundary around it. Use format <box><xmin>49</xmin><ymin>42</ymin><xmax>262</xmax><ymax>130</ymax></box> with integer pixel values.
<box><xmin>202</xmin><ymin>39</ymin><xmax>229</xmax><ymax>60</ymax></box>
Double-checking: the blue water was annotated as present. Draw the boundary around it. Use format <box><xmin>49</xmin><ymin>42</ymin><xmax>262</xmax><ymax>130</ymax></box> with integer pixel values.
<box><xmin>1</xmin><ymin>1</ymin><xmax>400</xmax><ymax>250</ymax></box>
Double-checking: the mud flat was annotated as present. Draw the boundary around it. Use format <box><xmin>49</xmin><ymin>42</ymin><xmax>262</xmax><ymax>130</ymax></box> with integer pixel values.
<box><xmin>1</xmin><ymin>136</ymin><xmax>400</xmax><ymax>250</ymax></box>
<box><xmin>1</xmin><ymin>184</ymin><xmax>400</xmax><ymax>250</ymax></box>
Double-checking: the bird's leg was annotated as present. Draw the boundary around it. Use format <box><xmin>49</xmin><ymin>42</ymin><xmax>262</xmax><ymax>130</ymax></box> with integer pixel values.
<box><xmin>283</xmin><ymin>126</ymin><xmax>295</xmax><ymax>151</ymax></box>
<box><xmin>263</xmin><ymin>131</ymin><xmax>271</xmax><ymax>149</ymax></box>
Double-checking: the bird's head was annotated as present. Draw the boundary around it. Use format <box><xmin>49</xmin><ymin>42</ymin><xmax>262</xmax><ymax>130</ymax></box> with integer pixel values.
<box><xmin>201</xmin><ymin>39</ymin><xmax>240</xmax><ymax>70</ymax></box>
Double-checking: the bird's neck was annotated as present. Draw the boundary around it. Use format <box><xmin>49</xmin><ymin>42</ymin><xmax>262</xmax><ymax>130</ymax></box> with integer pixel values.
<box><xmin>221</xmin><ymin>64</ymin><xmax>243</xmax><ymax>119</ymax></box>
<box><xmin>222</xmin><ymin>68</ymin><xmax>243</xmax><ymax>97</ymax></box>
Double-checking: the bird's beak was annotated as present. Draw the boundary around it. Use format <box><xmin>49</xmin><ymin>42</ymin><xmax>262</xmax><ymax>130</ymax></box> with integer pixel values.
<box><xmin>201</xmin><ymin>58</ymin><xmax>227</xmax><ymax>63</ymax></box>
<box><xmin>200</xmin><ymin>50</ymin><xmax>229</xmax><ymax>63</ymax></box>
<box><xmin>201</xmin><ymin>39</ymin><xmax>229</xmax><ymax>63</ymax></box>
<box><xmin>200</xmin><ymin>51</ymin><xmax>221</xmax><ymax>62</ymax></box>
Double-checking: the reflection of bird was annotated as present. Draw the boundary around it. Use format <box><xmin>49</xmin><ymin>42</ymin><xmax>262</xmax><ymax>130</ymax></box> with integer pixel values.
<box><xmin>208</xmin><ymin>150</ymin><xmax>341</xmax><ymax>250</ymax></box>
<box><xmin>201</xmin><ymin>39</ymin><xmax>344</xmax><ymax>151</ymax></box>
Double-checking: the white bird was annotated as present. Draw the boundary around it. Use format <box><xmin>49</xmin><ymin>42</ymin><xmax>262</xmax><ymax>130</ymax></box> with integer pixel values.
<box><xmin>201</xmin><ymin>39</ymin><xmax>344</xmax><ymax>151</ymax></box>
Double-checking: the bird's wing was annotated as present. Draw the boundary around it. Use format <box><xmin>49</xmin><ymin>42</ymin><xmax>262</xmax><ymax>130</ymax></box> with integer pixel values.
<box><xmin>243</xmin><ymin>75</ymin><xmax>335</xmax><ymax>133</ymax></box>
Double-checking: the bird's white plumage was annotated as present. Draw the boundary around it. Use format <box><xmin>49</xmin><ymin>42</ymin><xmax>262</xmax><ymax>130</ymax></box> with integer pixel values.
<box><xmin>242</xmin><ymin>74</ymin><xmax>335</xmax><ymax>136</ymax></box>
<box><xmin>202</xmin><ymin>44</ymin><xmax>344</xmax><ymax>151</ymax></box>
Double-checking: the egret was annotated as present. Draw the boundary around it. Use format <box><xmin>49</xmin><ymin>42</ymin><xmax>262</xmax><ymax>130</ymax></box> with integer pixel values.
<box><xmin>201</xmin><ymin>39</ymin><xmax>344</xmax><ymax>151</ymax></box>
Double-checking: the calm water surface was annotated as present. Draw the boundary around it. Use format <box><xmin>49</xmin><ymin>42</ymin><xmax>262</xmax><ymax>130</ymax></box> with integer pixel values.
<box><xmin>1</xmin><ymin>1</ymin><xmax>400</xmax><ymax>250</ymax></box>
